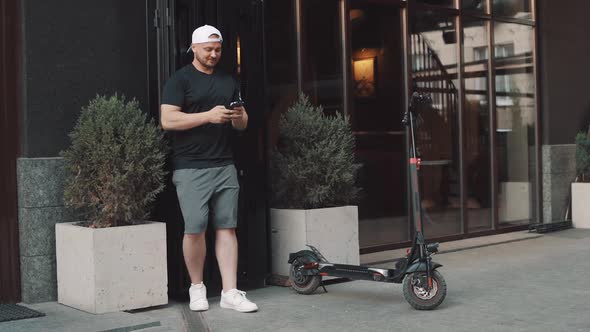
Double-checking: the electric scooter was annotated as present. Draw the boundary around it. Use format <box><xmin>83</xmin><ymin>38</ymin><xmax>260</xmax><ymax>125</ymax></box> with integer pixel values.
<box><xmin>287</xmin><ymin>92</ymin><xmax>447</xmax><ymax>310</ymax></box>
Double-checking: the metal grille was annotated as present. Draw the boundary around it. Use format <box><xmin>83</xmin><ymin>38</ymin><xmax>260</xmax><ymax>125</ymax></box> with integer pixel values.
<box><xmin>0</xmin><ymin>304</ymin><xmax>45</xmax><ymax>322</ymax></box>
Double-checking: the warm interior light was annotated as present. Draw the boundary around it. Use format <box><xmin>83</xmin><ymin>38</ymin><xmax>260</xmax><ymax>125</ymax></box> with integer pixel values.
<box><xmin>349</xmin><ymin>9</ymin><xmax>364</xmax><ymax>21</ymax></box>
<box><xmin>237</xmin><ymin>37</ymin><xmax>241</xmax><ymax>75</ymax></box>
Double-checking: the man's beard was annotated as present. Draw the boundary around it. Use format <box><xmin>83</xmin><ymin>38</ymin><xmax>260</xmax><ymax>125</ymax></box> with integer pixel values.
<box><xmin>197</xmin><ymin>56</ymin><xmax>217</xmax><ymax>69</ymax></box>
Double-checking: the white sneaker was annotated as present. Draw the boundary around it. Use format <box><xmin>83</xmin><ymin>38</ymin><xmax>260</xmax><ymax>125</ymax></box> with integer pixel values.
<box><xmin>189</xmin><ymin>282</ymin><xmax>209</xmax><ymax>311</ymax></box>
<box><xmin>220</xmin><ymin>289</ymin><xmax>258</xmax><ymax>313</ymax></box>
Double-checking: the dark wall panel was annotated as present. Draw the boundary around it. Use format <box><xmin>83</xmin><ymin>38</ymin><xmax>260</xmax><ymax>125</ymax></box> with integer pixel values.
<box><xmin>22</xmin><ymin>0</ymin><xmax>150</xmax><ymax>157</ymax></box>
<box><xmin>538</xmin><ymin>0</ymin><xmax>590</xmax><ymax>144</ymax></box>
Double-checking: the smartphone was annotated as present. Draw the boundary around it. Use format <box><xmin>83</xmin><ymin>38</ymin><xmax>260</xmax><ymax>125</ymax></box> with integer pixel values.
<box><xmin>229</xmin><ymin>100</ymin><xmax>244</xmax><ymax>109</ymax></box>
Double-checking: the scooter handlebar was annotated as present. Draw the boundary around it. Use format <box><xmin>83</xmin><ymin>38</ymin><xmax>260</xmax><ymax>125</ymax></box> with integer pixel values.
<box><xmin>403</xmin><ymin>92</ymin><xmax>432</xmax><ymax>126</ymax></box>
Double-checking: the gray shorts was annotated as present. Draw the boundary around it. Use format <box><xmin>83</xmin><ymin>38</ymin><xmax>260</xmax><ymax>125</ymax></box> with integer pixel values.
<box><xmin>172</xmin><ymin>165</ymin><xmax>240</xmax><ymax>234</ymax></box>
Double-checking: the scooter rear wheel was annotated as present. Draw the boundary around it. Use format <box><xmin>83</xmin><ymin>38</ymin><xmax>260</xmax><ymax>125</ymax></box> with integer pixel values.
<box><xmin>289</xmin><ymin>257</ymin><xmax>322</xmax><ymax>295</ymax></box>
<box><xmin>402</xmin><ymin>270</ymin><xmax>447</xmax><ymax>310</ymax></box>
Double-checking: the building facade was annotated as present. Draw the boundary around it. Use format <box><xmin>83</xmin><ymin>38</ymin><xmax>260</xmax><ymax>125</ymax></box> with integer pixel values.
<box><xmin>0</xmin><ymin>0</ymin><xmax>586</xmax><ymax>303</ymax></box>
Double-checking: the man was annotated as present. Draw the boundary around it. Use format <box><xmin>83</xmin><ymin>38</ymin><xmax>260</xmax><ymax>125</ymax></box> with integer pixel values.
<box><xmin>160</xmin><ymin>25</ymin><xmax>257</xmax><ymax>313</ymax></box>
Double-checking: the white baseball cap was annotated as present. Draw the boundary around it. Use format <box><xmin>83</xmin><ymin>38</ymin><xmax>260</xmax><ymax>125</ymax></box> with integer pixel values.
<box><xmin>186</xmin><ymin>25</ymin><xmax>223</xmax><ymax>53</ymax></box>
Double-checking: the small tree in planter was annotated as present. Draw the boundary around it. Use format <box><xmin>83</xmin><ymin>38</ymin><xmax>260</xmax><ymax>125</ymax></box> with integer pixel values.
<box><xmin>572</xmin><ymin>127</ymin><xmax>590</xmax><ymax>228</ymax></box>
<box><xmin>269</xmin><ymin>94</ymin><xmax>361</xmax><ymax>278</ymax></box>
<box><xmin>56</xmin><ymin>95</ymin><xmax>169</xmax><ymax>313</ymax></box>
<box><xmin>270</xmin><ymin>94</ymin><xmax>360</xmax><ymax>208</ymax></box>
<box><xmin>62</xmin><ymin>95</ymin><xmax>167</xmax><ymax>227</ymax></box>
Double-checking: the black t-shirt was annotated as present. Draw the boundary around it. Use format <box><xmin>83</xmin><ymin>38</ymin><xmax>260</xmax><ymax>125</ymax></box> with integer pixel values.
<box><xmin>161</xmin><ymin>64</ymin><xmax>239</xmax><ymax>170</ymax></box>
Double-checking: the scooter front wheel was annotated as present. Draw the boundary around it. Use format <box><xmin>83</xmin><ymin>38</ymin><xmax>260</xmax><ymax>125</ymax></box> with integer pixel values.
<box><xmin>402</xmin><ymin>270</ymin><xmax>447</xmax><ymax>310</ymax></box>
<box><xmin>289</xmin><ymin>258</ymin><xmax>322</xmax><ymax>295</ymax></box>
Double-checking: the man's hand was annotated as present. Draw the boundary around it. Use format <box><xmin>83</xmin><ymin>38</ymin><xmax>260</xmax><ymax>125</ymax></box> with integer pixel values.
<box><xmin>230</xmin><ymin>106</ymin><xmax>248</xmax><ymax>130</ymax></box>
<box><xmin>207</xmin><ymin>105</ymin><xmax>233</xmax><ymax>124</ymax></box>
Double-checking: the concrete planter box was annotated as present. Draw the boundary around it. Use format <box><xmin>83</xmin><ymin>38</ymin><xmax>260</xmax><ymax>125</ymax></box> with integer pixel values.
<box><xmin>572</xmin><ymin>183</ymin><xmax>590</xmax><ymax>229</ymax></box>
<box><xmin>270</xmin><ymin>206</ymin><xmax>359</xmax><ymax>277</ymax></box>
<box><xmin>56</xmin><ymin>222</ymin><xmax>168</xmax><ymax>314</ymax></box>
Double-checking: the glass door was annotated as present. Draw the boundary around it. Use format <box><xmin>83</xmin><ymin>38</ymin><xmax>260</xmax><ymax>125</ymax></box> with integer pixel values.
<box><xmin>410</xmin><ymin>10</ymin><xmax>463</xmax><ymax>238</ymax></box>
<box><xmin>493</xmin><ymin>22</ymin><xmax>536</xmax><ymax>227</ymax></box>
<box><xmin>463</xmin><ymin>18</ymin><xmax>493</xmax><ymax>232</ymax></box>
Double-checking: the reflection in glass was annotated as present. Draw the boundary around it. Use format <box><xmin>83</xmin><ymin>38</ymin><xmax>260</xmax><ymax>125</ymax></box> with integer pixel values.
<box><xmin>266</xmin><ymin>0</ymin><xmax>299</xmax><ymax>148</ymax></box>
<box><xmin>493</xmin><ymin>0</ymin><xmax>532</xmax><ymax>20</ymax></box>
<box><xmin>463</xmin><ymin>19</ymin><xmax>492</xmax><ymax>232</ymax></box>
<box><xmin>350</xmin><ymin>1</ymin><xmax>407</xmax><ymax>247</ymax></box>
<box><xmin>416</xmin><ymin>0</ymin><xmax>455</xmax><ymax>8</ymax></box>
<box><xmin>493</xmin><ymin>22</ymin><xmax>536</xmax><ymax>226</ymax></box>
<box><xmin>463</xmin><ymin>0</ymin><xmax>486</xmax><ymax>12</ymax></box>
<box><xmin>411</xmin><ymin>11</ymin><xmax>461</xmax><ymax>238</ymax></box>
<box><xmin>301</xmin><ymin>0</ymin><xmax>344</xmax><ymax>114</ymax></box>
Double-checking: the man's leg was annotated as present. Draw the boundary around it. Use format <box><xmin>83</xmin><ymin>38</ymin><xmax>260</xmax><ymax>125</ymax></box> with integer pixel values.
<box><xmin>173</xmin><ymin>168</ymin><xmax>211</xmax><ymax>284</ymax></box>
<box><xmin>172</xmin><ymin>168</ymin><xmax>213</xmax><ymax>311</ymax></box>
<box><xmin>183</xmin><ymin>232</ymin><xmax>209</xmax><ymax>311</ymax></box>
<box><xmin>183</xmin><ymin>232</ymin><xmax>206</xmax><ymax>284</ymax></box>
<box><xmin>210</xmin><ymin>166</ymin><xmax>240</xmax><ymax>291</ymax></box>
<box><xmin>211</xmin><ymin>165</ymin><xmax>257</xmax><ymax>312</ymax></box>
<box><xmin>215</xmin><ymin>228</ymin><xmax>238</xmax><ymax>291</ymax></box>
<box><xmin>215</xmin><ymin>227</ymin><xmax>257</xmax><ymax>312</ymax></box>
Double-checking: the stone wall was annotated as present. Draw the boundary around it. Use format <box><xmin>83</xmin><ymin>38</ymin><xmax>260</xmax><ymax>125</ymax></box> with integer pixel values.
<box><xmin>542</xmin><ymin>145</ymin><xmax>576</xmax><ymax>223</ymax></box>
<box><xmin>17</xmin><ymin>158</ymin><xmax>72</xmax><ymax>303</ymax></box>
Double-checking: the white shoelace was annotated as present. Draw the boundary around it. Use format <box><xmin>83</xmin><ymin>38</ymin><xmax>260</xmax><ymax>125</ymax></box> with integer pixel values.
<box><xmin>230</xmin><ymin>290</ymin><xmax>247</xmax><ymax>303</ymax></box>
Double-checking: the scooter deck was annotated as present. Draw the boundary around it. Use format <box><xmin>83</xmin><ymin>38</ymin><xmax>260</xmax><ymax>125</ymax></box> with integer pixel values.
<box><xmin>317</xmin><ymin>263</ymin><xmax>401</xmax><ymax>283</ymax></box>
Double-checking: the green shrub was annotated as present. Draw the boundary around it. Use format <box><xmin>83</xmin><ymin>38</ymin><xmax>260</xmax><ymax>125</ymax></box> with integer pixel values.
<box><xmin>270</xmin><ymin>94</ymin><xmax>360</xmax><ymax>209</ymax></box>
<box><xmin>61</xmin><ymin>95</ymin><xmax>167</xmax><ymax>227</ymax></box>
<box><xmin>575</xmin><ymin>128</ymin><xmax>590</xmax><ymax>181</ymax></box>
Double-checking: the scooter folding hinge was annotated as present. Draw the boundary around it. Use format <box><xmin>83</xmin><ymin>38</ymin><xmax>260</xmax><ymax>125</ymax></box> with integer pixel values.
<box><xmin>426</xmin><ymin>242</ymin><xmax>439</xmax><ymax>254</ymax></box>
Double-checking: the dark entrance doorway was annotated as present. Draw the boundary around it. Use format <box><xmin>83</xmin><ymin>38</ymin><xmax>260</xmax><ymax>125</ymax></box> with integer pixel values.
<box><xmin>150</xmin><ymin>0</ymin><xmax>269</xmax><ymax>299</ymax></box>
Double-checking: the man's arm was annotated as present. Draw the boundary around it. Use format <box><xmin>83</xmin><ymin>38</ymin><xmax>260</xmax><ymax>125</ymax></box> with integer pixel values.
<box><xmin>160</xmin><ymin>104</ymin><xmax>233</xmax><ymax>131</ymax></box>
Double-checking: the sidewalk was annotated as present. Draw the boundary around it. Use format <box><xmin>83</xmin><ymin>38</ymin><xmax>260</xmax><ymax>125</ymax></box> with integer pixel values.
<box><xmin>2</xmin><ymin>229</ymin><xmax>589</xmax><ymax>332</ymax></box>
<box><xmin>0</xmin><ymin>301</ymin><xmax>194</xmax><ymax>332</ymax></box>
<box><xmin>203</xmin><ymin>229</ymin><xmax>590</xmax><ymax>332</ymax></box>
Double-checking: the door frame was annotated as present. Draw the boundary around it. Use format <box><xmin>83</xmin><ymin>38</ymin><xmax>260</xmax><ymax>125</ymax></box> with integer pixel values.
<box><xmin>0</xmin><ymin>0</ymin><xmax>22</xmax><ymax>303</ymax></box>
<box><xmin>150</xmin><ymin>0</ymin><xmax>269</xmax><ymax>298</ymax></box>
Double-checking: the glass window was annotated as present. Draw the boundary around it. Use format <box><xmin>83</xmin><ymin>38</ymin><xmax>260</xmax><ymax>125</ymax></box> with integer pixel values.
<box><xmin>463</xmin><ymin>0</ymin><xmax>487</xmax><ymax>13</ymax></box>
<box><xmin>463</xmin><ymin>18</ymin><xmax>493</xmax><ymax>232</ymax></box>
<box><xmin>493</xmin><ymin>0</ymin><xmax>532</xmax><ymax>20</ymax></box>
<box><xmin>266</xmin><ymin>0</ymin><xmax>299</xmax><ymax>147</ymax></box>
<box><xmin>300</xmin><ymin>0</ymin><xmax>344</xmax><ymax>115</ymax></box>
<box><xmin>474</xmin><ymin>44</ymin><xmax>515</xmax><ymax>107</ymax></box>
<box><xmin>493</xmin><ymin>22</ymin><xmax>536</xmax><ymax>226</ymax></box>
<box><xmin>416</xmin><ymin>0</ymin><xmax>455</xmax><ymax>8</ymax></box>
<box><xmin>411</xmin><ymin>11</ymin><xmax>462</xmax><ymax>238</ymax></box>
<box><xmin>349</xmin><ymin>0</ymin><xmax>407</xmax><ymax>248</ymax></box>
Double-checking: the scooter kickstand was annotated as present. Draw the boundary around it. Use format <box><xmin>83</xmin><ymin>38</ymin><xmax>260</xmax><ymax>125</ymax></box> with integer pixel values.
<box><xmin>321</xmin><ymin>281</ymin><xmax>328</xmax><ymax>293</ymax></box>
